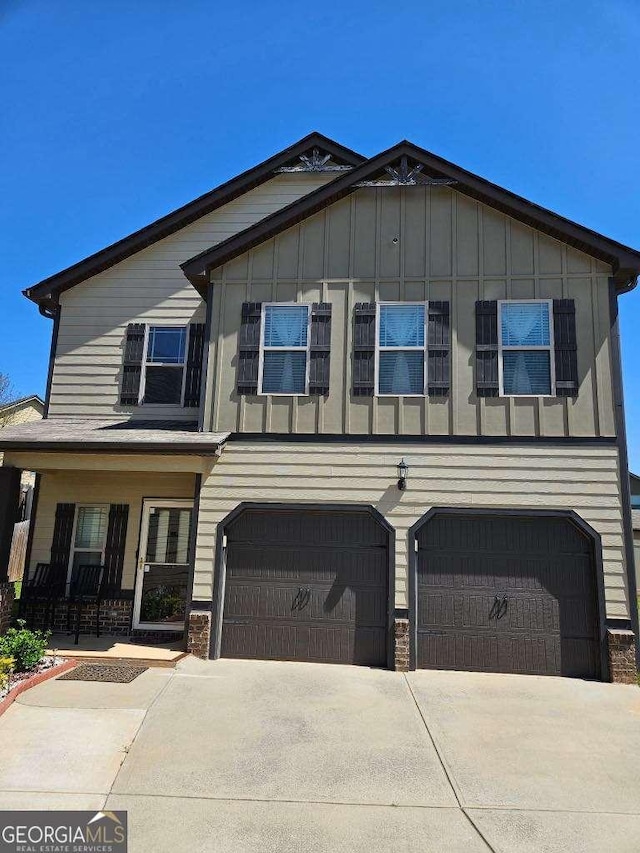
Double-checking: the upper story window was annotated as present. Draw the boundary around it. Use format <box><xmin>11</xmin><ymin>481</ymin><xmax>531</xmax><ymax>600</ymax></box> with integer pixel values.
<box><xmin>143</xmin><ymin>326</ymin><xmax>187</xmax><ymax>404</ymax></box>
<box><xmin>498</xmin><ymin>301</ymin><xmax>554</xmax><ymax>396</ymax></box>
<box><xmin>376</xmin><ymin>303</ymin><xmax>426</xmax><ymax>395</ymax></box>
<box><xmin>259</xmin><ymin>304</ymin><xmax>310</xmax><ymax>395</ymax></box>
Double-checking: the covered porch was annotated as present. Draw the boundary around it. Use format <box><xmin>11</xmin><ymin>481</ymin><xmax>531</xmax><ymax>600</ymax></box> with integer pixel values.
<box><xmin>46</xmin><ymin>632</ymin><xmax>187</xmax><ymax>667</ymax></box>
<box><xmin>0</xmin><ymin>418</ymin><xmax>227</xmax><ymax>649</ymax></box>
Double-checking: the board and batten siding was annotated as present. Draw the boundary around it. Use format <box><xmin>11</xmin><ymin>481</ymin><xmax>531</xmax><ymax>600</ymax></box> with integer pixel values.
<box><xmin>48</xmin><ymin>174</ymin><xmax>336</xmax><ymax>421</ymax></box>
<box><xmin>194</xmin><ymin>441</ymin><xmax>630</xmax><ymax>619</ymax></box>
<box><xmin>205</xmin><ymin>185</ymin><xmax>615</xmax><ymax>438</ymax></box>
<box><xmin>30</xmin><ymin>470</ymin><xmax>195</xmax><ymax>591</ymax></box>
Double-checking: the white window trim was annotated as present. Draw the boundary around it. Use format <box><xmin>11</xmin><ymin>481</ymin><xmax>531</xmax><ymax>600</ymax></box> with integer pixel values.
<box><xmin>257</xmin><ymin>302</ymin><xmax>311</xmax><ymax>396</ymax></box>
<box><xmin>66</xmin><ymin>504</ymin><xmax>109</xmax><ymax>592</ymax></box>
<box><xmin>139</xmin><ymin>324</ymin><xmax>190</xmax><ymax>406</ymax></box>
<box><xmin>375</xmin><ymin>301</ymin><xmax>428</xmax><ymax>397</ymax></box>
<box><xmin>497</xmin><ymin>299</ymin><xmax>556</xmax><ymax>398</ymax></box>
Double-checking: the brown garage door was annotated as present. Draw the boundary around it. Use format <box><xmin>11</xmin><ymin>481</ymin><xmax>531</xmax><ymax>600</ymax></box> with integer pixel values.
<box><xmin>416</xmin><ymin>512</ymin><xmax>600</xmax><ymax>678</ymax></box>
<box><xmin>221</xmin><ymin>507</ymin><xmax>388</xmax><ymax>666</ymax></box>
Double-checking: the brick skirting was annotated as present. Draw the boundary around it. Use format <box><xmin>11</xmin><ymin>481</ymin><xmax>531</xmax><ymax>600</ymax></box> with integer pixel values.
<box><xmin>0</xmin><ymin>582</ymin><xmax>14</xmax><ymax>635</ymax></box>
<box><xmin>187</xmin><ymin>610</ymin><xmax>211</xmax><ymax>659</ymax></box>
<box><xmin>607</xmin><ymin>629</ymin><xmax>638</xmax><ymax>684</ymax></box>
<box><xmin>394</xmin><ymin>617</ymin><xmax>410</xmax><ymax>672</ymax></box>
<box><xmin>19</xmin><ymin>598</ymin><xmax>133</xmax><ymax>636</ymax></box>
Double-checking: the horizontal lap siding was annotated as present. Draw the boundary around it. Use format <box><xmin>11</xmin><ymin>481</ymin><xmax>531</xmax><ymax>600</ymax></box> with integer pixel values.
<box><xmin>31</xmin><ymin>470</ymin><xmax>195</xmax><ymax>591</ymax></box>
<box><xmin>208</xmin><ymin>187</ymin><xmax>615</xmax><ymax>438</ymax></box>
<box><xmin>50</xmin><ymin>174</ymin><xmax>334</xmax><ymax>420</ymax></box>
<box><xmin>194</xmin><ymin>441</ymin><xmax>629</xmax><ymax>619</ymax></box>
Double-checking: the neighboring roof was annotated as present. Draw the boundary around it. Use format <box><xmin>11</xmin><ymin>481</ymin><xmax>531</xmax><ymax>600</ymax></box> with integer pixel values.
<box><xmin>632</xmin><ymin>509</ymin><xmax>640</xmax><ymax>531</ymax></box>
<box><xmin>181</xmin><ymin>140</ymin><xmax>640</xmax><ymax>294</ymax></box>
<box><xmin>0</xmin><ymin>395</ymin><xmax>45</xmax><ymax>414</ymax></box>
<box><xmin>630</xmin><ymin>472</ymin><xmax>640</xmax><ymax>492</ymax></box>
<box><xmin>0</xmin><ymin>418</ymin><xmax>229</xmax><ymax>454</ymax></box>
<box><xmin>24</xmin><ymin>133</ymin><xmax>365</xmax><ymax>310</ymax></box>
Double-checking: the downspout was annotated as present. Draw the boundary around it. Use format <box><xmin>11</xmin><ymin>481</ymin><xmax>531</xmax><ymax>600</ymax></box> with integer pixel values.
<box><xmin>609</xmin><ymin>276</ymin><xmax>640</xmax><ymax>667</ymax></box>
<box><xmin>39</xmin><ymin>300</ymin><xmax>60</xmax><ymax>419</ymax></box>
<box><xmin>22</xmin><ymin>299</ymin><xmax>59</xmax><ymax>593</ymax></box>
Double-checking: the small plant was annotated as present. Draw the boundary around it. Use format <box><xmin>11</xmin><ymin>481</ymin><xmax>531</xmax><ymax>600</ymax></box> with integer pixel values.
<box><xmin>0</xmin><ymin>620</ymin><xmax>50</xmax><ymax>672</ymax></box>
<box><xmin>0</xmin><ymin>657</ymin><xmax>14</xmax><ymax>690</ymax></box>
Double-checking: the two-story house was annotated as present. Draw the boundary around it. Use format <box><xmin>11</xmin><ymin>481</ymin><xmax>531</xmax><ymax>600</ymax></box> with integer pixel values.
<box><xmin>1</xmin><ymin>133</ymin><xmax>638</xmax><ymax>683</ymax></box>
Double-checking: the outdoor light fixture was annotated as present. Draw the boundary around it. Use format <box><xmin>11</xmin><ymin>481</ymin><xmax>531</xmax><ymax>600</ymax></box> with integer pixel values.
<box><xmin>397</xmin><ymin>459</ymin><xmax>409</xmax><ymax>491</ymax></box>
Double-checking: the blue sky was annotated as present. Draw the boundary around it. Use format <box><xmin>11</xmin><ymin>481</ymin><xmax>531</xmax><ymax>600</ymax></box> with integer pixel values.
<box><xmin>1</xmin><ymin>1</ymin><xmax>639</xmax><ymax>461</ymax></box>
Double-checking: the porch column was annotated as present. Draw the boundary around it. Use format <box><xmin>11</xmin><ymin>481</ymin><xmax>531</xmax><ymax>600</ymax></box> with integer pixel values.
<box><xmin>0</xmin><ymin>467</ymin><xmax>21</xmax><ymax>633</ymax></box>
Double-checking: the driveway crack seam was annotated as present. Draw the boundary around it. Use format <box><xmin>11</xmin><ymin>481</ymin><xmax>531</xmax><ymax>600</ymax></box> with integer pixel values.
<box><xmin>101</xmin><ymin>668</ymin><xmax>176</xmax><ymax>810</ymax></box>
<box><xmin>402</xmin><ymin>673</ymin><xmax>498</xmax><ymax>853</ymax></box>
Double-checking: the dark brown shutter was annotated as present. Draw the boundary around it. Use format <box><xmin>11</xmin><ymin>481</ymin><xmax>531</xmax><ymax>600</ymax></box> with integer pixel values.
<box><xmin>103</xmin><ymin>504</ymin><xmax>129</xmax><ymax>596</ymax></box>
<box><xmin>120</xmin><ymin>323</ymin><xmax>146</xmax><ymax>405</ymax></box>
<box><xmin>237</xmin><ymin>302</ymin><xmax>262</xmax><ymax>395</ymax></box>
<box><xmin>50</xmin><ymin>503</ymin><xmax>75</xmax><ymax>578</ymax></box>
<box><xmin>553</xmin><ymin>299</ymin><xmax>578</xmax><ymax>397</ymax></box>
<box><xmin>475</xmin><ymin>301</ymin><xmax>499</xmax><ymax>397</ymax></box>
<box><xmin>184</xmin><ymin>322</ymin><xmax>206</xmax><ymax>407</ymax></box>
<box><xmin>427</xmin><ymin>301</ymin><xmax>450</xmax><ymax>396</ymax></box>
<box><xmin>309</xmin><ymin>303</ymin><xmax>332</xmax><ymax>395</ymax></box>
<box><xmin>353</xmin><ymin>303</ymin><xmax>376</xmax><ymax>395</ymax></box>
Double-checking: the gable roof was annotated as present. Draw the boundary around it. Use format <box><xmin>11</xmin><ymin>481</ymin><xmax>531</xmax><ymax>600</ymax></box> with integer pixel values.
<box><xmin>181</xmin><ymin>140</ymin><xmax>640</xmax><ymax>294</ymax></box>
<box><xmin>24</xmin><ymin>133</ymin><xmax>365</xmax><ymax>310</ymax></box>
<box><xmin>0</xmin><ymin>394</ymin><xmax>44</xmax><ymax>415</ymax></box>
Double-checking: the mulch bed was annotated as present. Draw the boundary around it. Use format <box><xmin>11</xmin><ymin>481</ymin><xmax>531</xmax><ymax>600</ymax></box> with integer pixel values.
<box><xmin>58</xmin><ymin>663</ymin><xmax>148</xmax><ymax>683</ymax></box>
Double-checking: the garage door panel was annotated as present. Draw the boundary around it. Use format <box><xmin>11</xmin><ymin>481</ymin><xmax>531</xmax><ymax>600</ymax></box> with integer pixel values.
<box><xmin>229</xmin><ymin>510</ymin><xmax>387</xmax><ymax>548</ymax></box>
<box><xmin>419</xmin><ymin>591</ymin><xmax>562</xmax><ymax>634</ymax></box>
<box><xmin>222</xmin><ymin>622</ymin><xmax>385</xmax><ymax>666</ymax></box>
<box><xmin>417</xmin><ymin>631</ymin><xmax>562</xmax><ymax>675</ymax></box>
<box><xmin>420</xmin><ymin>516</ymin><xmax>589</xmax><ymax>556</ymax></box>
<box><xmin>419</xmin><ymin>553</ymin><xmax>592</xmax><ymax>594</ymax></box>
<box><xmin>224</xmin><ymin>583</ymin><xmax>387</xmax><ymax>626</ymax></box>
<box><xmin>227</xmin><ymin>544</ymin><xmax>387</xmax><ymax>587</ymax></box>
<box><xmin>416</xmin><ymin>513</ymin><xmax>600</xmax><ymax>679</ymax></box>
<box><xmin>222</xmin><ymin>508</ymin><xmax>389</xmax><ymax>666</ymax></box>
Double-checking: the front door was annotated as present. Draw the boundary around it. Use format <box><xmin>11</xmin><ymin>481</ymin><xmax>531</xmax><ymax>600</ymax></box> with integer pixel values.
<box><xmin>133</xmin><ymin>499</ymin><xmax>194</xmax><ymax>631</ymax></box>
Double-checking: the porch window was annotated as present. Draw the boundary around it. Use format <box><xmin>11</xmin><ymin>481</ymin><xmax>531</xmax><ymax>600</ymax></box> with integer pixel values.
<box><xmin>143</xmin><ymin>326</ymin><xmax>187</xmax><ymax>404</ymax></box>
<box><xmin>145</xmin><ymin>507</ymin><xmax>191</xmax><ymax>565</ymax></box>
<box><xmin>498</xmin><ymin>301</ymin><xmax>554</xmax><ymax>396</ymax></box>
<box><xmin>69</xmin><ymin>505</ymin><xmax>108</xmax><ymax>585</ymax></box>
<box><xmin>259</xmin><ymin>304</ymin><xmax>310</xmax><ymax>395</ymax></box>
<box><xmin>376</xmin><ymin>303</ymin><xmax>426</xmax><ymax>395</ymax></box>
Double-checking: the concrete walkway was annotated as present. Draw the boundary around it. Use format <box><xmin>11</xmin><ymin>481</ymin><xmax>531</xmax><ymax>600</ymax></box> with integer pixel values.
<box><xmin>0</xmin><ymin>658</ymin><xmax>638</xmax><ymax>852</ymax></box>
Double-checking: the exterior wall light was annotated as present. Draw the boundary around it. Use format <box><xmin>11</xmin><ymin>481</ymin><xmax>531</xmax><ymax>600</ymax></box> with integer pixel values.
<box><xmin>397</xmin><ymin>458</ymin><xmax>409</xmax><ymax>491</ymax></box>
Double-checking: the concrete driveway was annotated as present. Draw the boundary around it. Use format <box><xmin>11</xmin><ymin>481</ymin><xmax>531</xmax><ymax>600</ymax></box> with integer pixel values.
<box><xmin>0</xmin><ymin>658</ymin><xmax>639</xmax><ymax>852</ymax></box>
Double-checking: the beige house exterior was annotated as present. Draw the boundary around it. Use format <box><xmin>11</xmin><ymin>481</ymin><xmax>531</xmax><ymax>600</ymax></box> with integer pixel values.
<box><xmin>0</xmin><ymin>133</ymin><xmax>638</xmax><ymax>683</ymax></box>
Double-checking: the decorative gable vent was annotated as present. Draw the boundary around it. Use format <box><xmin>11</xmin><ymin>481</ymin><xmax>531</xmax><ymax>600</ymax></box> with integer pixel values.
<box><xmin>276</xmin><ymin>147</ymin><xmax>354</xmax><ymax>173</ymax></box>
<box><xmin>356</xmin><ymin>155</ymin><xmax>458</xmax><ymax>188</ymax></box>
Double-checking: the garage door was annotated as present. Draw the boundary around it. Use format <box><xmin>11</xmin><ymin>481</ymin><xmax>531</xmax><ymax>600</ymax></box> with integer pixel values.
<box><xmin>416</xmin><ymin>512</ymin><xmax>600</xmax><ymax>678</ymax></box>
<box><xmin>221</xmin><ymin>507</ymin><xmax>389</xmax><ymax>666</ymax></box>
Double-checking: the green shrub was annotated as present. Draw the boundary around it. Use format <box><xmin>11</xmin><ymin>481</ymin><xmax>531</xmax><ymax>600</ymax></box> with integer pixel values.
<box><xmin>0</xmin><ymin>657</ymin><xmax>14</xmax><ymax>690</ymax></box>
<box><xmin>0</xmin><ymin>620</ymin><xmax>50</xmax><ymax>672</ymax></box>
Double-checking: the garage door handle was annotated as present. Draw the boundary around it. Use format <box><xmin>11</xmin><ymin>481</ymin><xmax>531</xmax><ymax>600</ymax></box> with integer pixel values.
<box><xmin>497</xmin><ymin>596</ymin><xmax>508</xmax><ymax>619</ymax></box>
<box><xmin>292</xmin><ymin>587</ymin><xmax>311</xmax><ymax>611</ymax></box>
<box><xmin>490</xmin><ymin>594</ymin><xmax>508</xmax><ymax>619</ymax></box>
